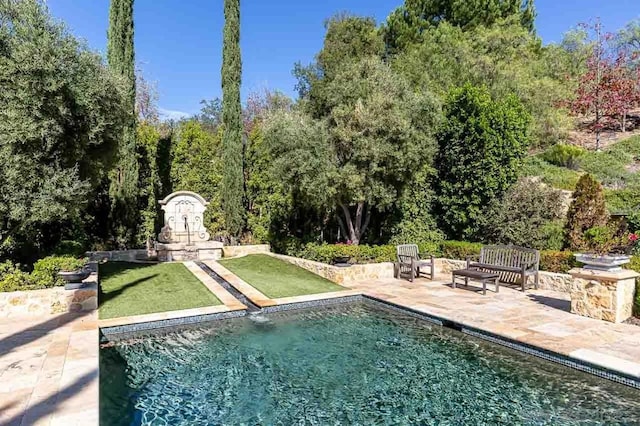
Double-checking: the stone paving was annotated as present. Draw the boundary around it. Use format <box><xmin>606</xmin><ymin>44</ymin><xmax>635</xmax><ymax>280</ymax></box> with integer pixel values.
<box><xmin>0</xmin><ymin>311</ymin><xmax>98</xmax><ymax>426</ymax></box>
<box><xmin>343</xmin><ymin>274</ymin><xmax>640</xmax><ymax>380</ymax></box>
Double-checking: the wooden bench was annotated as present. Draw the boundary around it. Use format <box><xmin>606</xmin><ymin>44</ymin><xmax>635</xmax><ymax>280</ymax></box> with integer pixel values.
<box><xmin>395</xmin><ymin>244</ymin><xmax>435</xmax><ymax>282</ymax></box>
<box><xmin>467</xmin><ymin>245</ymin><xmax>540</xmax><ymax>291</ymax></box>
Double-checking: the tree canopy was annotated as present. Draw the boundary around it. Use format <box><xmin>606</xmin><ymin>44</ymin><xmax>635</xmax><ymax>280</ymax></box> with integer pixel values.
<box><xmin>0</xmin><ymin>0</ymin><xmax>125</xmax><ymax>262</ymax></box>
<box><xmin>267</xmin><ymin>57</ymin><xmax>439</xmax><ymax>244</ymax></box>
<box><xmin>383</xmin><ymin>0</ymin><xmax>536</xmax><ymax>54</ymax></box>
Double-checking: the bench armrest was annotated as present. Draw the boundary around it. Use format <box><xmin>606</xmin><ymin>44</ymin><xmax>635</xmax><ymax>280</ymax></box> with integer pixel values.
<box><xmin>520</xmin><ymin>261</ymin><xmax>538</xmax><ymax>271</ymax></box>
<box><xmin>397</xmin><ymin>254</ymin><xmax>416</xmax><ymax>264</ymax></box>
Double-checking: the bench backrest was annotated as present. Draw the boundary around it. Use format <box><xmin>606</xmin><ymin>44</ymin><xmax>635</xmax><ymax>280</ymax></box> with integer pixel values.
<box><xmin>397</xmin><ymin>244</ymin><xmax>419</xmax><ymax>260</ymax></box>
<box><xmin>479</xmin><ymin>245</ymin><xmax>540</xmax><ymax>283</ymax></box>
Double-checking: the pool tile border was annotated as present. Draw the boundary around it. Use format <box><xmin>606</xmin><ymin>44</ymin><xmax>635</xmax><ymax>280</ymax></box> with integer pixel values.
<box><xmin>100</xmin><ymin>309</ymin><xmax>246</xmax><ymax>338</ymax></box>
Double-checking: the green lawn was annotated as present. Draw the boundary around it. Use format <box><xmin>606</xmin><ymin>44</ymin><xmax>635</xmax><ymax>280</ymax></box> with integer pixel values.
<box><xmin>218</xmin><ymin>254</ymin><xmax>345</xmax><ymax>298</ymax></box>
<box><xmin>99</xmin><ymin>262</ymin><xmax>221</xmax><ymax>319</ymax></box>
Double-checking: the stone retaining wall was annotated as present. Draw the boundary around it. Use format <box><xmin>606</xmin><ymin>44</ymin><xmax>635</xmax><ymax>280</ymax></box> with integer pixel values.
<box><xmin>0</xmin><ymin>269</ymin><xmax>98</xmax><ymax>317</ymax></box>
<box><xmin>86</xmin><ymin>249</ymin><xmax>149</xmax><ymax>262</ymax></box>
<box><xmin>223</xmin><ymin>244</ymin><xmax>271</xmax><ymax>258</ymax></box>
<box><xmin>435</xmin><ymin>258</ymin><xmax>574</xmax><ymax>293</ymax></box>
<box><xmin>270</xmin><ymin>253</ymin><xmax>395</xmax><ymax>285</ymax></box>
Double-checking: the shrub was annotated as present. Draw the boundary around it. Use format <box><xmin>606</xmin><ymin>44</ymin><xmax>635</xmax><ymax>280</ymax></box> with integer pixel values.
<box><xmin>565</xmin><ymin>174</ymin><xmax>609</xmax><ymax>251</ymax></box>
<box><xmin>539</xmin><ymin>251</ymin><xmax>576</xmax><ymax>273</ymax></box>
<box><xmin>0</xmin><ymin>261</ymin><xmax>33</xmax><ymax>292</ymax></box>
<box><xmin>440</xmin><ymin>241</ymin><xmax>482</xmax><ymax>260</ymax></box>
<box><xmin>626</xmin><ymin>256</ymin><xmax>640</xmax><ymax>317</ymax></box>
<box><xmin>53</xmin><ymin>240</ymin><xmax>86</xmax><ymax>257</ymax></box>
<box><xmin>541</xmin><ymin>144</ymin><xmax>586</xmax><ymax>169</ymax></box>
<box><xmin>522</xmin><ymin>156</ymin><xmax>581</xmax><ymax>191</ymax></box>
<box><xmin>31</xmin><ymin>256</ymin><xmax>87</xmax><ymax>288</ymax></box>
<box><xmin>483</xmin><ymin>178</ymin><xmax>565</xmax><ymax>250</ymax></box>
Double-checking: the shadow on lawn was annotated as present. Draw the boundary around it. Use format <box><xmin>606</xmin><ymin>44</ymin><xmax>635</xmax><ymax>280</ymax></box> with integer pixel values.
<box><xmin>98</xmin><ymin>274</ymin><xmax>159</xmax><ymax>307</ymax></box>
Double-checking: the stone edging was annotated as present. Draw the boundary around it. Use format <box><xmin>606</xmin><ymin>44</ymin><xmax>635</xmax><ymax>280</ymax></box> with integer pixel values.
<box><xmin>268</xmin><ymin>253</ymin><xmax>395</xmax><ymax>285</ymax></box>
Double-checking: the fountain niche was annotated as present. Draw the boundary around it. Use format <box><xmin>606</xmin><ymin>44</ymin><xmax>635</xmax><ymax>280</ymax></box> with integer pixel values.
<box><xmin>155</xmin><ymin>191</ymin><xmax>223</xmax><ymax>261</ymax></box>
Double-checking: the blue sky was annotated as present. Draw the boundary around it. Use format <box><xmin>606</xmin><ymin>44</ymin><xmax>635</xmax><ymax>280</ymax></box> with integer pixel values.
<box><xmin>48</xmin><ymin>0</ymin><xmax>639</xmax><ymax>119</ymax></box>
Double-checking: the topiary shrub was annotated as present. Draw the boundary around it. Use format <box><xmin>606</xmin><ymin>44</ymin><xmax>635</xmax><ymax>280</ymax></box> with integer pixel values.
<box><xmin>565</xmin><ymin>174</ymin><xmax>609</xmax><ymax>251</ymax></box>
<box><xmin>440</xmin><ymin>241</ymin><xmax>482</xmax><ymax>260</ymax></box>
<box><xmin>539</xmin><ymin>250</ymin><xmax>576</xmax><ymax>273</ymax></box>
<box><xmin>541</xmin><ymin>144</ymin><xmax>586</xmax><ymax>169</ymax></box>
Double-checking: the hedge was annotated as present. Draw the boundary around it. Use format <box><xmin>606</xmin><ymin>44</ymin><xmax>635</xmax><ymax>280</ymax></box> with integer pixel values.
<box><xmin>297</xmin><ymin>243</ymin><xmax>396</xmax><ymax>264</ymax></box>
<box><xmin>440</xmin><ymin>241</ymin><xmax>482</xmax><ymax>260</ymax></box>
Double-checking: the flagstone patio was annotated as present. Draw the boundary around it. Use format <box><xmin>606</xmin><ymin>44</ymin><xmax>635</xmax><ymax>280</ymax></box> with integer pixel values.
<box><xmin>0</xmin><ymin>311</ymin><xmax>98</xmax><ymax>426</ymax></box>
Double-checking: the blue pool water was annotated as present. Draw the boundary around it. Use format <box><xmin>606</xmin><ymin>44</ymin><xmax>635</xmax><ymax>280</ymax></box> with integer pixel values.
<box><xmin>100</xmin><ymin>303</ymin><xmax>640</xmax><ymax>425</ymax></box>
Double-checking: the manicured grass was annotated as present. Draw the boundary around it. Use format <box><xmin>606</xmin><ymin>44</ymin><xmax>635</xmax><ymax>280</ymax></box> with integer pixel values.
<box><xmin>218</xmin><ymin>254</ymin><xmax>346</xmax><ymax>298</ymax></box>
<box><xmin>99</xmin><ymin>262</ymin><xmax>221</xmax><ymax>319</ymax></box>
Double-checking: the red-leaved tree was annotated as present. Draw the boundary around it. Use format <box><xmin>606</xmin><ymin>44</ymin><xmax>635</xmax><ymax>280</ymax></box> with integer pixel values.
<box><xmin>571</xmin><ymin>20</ymin><xmax>640</xmax><ymax>149</ymax></box>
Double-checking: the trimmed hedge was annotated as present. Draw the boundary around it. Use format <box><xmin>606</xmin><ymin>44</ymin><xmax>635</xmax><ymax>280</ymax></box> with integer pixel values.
<box><xmin>298</xmin><ymin>243</ymin><xmax>396</xmax><ymax>264</ymax></box>
<box><xmin>440</xmin><ymin>241</ymin><xmax>482</xmax><ymax>260</ymax></box>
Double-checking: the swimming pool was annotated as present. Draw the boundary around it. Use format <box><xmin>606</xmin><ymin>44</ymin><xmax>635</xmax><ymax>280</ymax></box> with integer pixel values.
<box><xmin>100</xmin><ymin>302</ymin><xmax>640</xmax><ymax>425</ymax></box>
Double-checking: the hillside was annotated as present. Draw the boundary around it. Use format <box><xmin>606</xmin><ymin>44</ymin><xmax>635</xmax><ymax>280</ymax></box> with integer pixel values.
<box><xmin>523</xmin><ymin>135</ymin><xmax>640</xmax><ymax>213</ymax></box>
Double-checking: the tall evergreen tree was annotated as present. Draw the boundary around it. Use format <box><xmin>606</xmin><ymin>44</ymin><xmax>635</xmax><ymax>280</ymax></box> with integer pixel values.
<box><xmin>221</xmin><ymin>0</ymin><xmax>245</xmax><ymax>238</ymax></box>
<box><xmin>107</xmin><ymin>0</ymin><xmax>139</xmax><ymax>248</ymax></box>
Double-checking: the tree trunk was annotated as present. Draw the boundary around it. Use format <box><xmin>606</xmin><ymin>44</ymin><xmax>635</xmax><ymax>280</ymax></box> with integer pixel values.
<box><xmin>339</xmin><ymin>202</ymin><xmax>370</xmax><ymax>245</ymax></box>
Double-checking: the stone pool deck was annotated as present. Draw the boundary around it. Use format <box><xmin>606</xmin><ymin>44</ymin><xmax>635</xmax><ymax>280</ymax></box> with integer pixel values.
<box><xmin>343</xmin><ymin>275</ymin><xmax>640</xmax><ymax>381</ymax></box>
<box><xmin>0</xmin><ymin>311</ymin><xmax>98</xmax><ymax>426</ymax></box>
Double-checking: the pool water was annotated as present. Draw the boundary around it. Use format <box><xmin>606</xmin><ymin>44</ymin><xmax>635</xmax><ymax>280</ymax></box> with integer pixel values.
<box><xmin>100</xmin><ymin>303</ymin><xmax>640</xmax><ymax>425</ymax></box>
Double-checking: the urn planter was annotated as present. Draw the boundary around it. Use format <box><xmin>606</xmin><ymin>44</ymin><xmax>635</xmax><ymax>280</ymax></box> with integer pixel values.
<box><xmin>331</xmin><ymin>256</ymin><xmax>351</xmax><ymax>268</ymax></box>
<box><xmin>59</xmin><ymin>269</ymin><xmax>91</xmax><ymax>290</ymax></box>
<box><xmin>573</xmin><ymin>253</ymin><xmax>630</xmax><ymax>272</ymax></box>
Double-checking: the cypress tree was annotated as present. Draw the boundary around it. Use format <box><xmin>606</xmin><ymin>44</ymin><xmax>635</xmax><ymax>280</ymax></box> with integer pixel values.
<box><xmin>107</xmin><ymin>0</ymin><xmax>139</xmax><ymax>247</ymax></box>
<box><xmin>221</xmin><ymin>0</ymin><xmax>245</xmax><ymax>238</ymax></box>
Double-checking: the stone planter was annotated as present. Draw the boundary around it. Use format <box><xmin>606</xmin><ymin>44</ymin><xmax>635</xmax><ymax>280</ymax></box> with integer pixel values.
<box><xmin>574</xmin><ymin>253</ymin><xmax>630</xmax><ymax>272</ymax></box>
<box><xmin>58</xmin><ymin>269</ymin><xmax>91</xmax><ymax>290</ymax></box>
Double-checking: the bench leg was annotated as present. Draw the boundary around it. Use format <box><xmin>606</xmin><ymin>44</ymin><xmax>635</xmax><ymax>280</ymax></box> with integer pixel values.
<box><xmin>464</xmin><ymin>277</ymin><xmax>468</xmax><ymax>287</ymax></box>
<box><xmin>495</xmin><ymin>277</ymin><xmax>500</xmax><ymax>293</ymax></box>
<box><xmin>534</xmin><ymin>272</ymin><xmax>539</xmax><ymax>289</ymax></box>
<box><xmin>482</xmin><ymin>279</ymin><xmax>486</xmax><ymax>295</ymax></box>
<box><xmin>452</xmin><ymin>273</ymin><xmax>456</xmax><ymax>289</ymax></box>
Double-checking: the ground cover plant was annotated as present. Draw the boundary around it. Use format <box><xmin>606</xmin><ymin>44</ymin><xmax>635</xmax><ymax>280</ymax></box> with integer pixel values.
<box><xmin>218</xmin><ymin>254</ymin><xmax>345</xmax><ymax>298</ymax></box>
<box><xmin>98</xmin><ymin>262</ymin><xmax>221</xmax><ymax>319</ymax></box>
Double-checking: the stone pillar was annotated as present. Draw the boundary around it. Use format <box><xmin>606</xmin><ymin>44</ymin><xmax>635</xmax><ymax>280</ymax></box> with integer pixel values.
<box><xmin>568</xmin><ymin>268</ymin><xmax>638</xmax><ymax>323</ymax></box>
